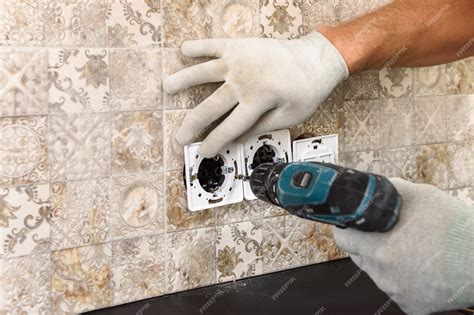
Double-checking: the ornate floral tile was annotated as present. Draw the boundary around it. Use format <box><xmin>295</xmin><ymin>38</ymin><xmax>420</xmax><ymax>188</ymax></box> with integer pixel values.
<box><xmin>414</xmin><ymin>65</ymin><xmax>447</xmax><ymax>96</ymax></box>
<box><xmin>166</xmin><ymin>170</ymin><xmax>215</xmax><ymax>232</ymax></box>
<box><xmin>109</xmin><ymin>49</ymin><xmax>161</xmax><ymax>111</ymax></box>
<box><xmin>341</xmin><ymin>99</ymin><xmax>380</xmax><ymax>152</ymax></box>
<box><xmin>162</xmin><ymin>0</ymin><xmax>215</xmax><ymax>47</ymax></box>
<box><xmin>414</xmin><ymin>144</ymin><xmax>449</xmax><ymax>190</ymax></box>
<box><xmin>49</xmin><ymin>113</ymin><xmax>110</xmax><ymax>180</ymax></box>
<box><xmin>302</xmin><ymin>0</ymin><xmax>340</xmax><ymax>33</ymax></box>
<box><xmin>0</xmin><ymin>252</ymin><xmax>51</xmax><ymax>314</ymax></box>
<box><xmin>447</xmin><ymin>141</ymin><xmax>473</xmax><ymax>190</ymax></box>
<box><xmin>216</xmin><ymin>220</ymin><xmax>263</xmax><ymax>282</ymax></box>
<box><xmin>379</xmin><ymin>147</ymin><xmax>417</xmax><ymax>181</ymax></box>
<box><xmin>164</xmin><ymin>110</ymin><xmax>188</xmax><ymax>171</ymax></box>
<box><xmin>344</xmin><ymin>70</ymin><xmax>380</xmax><ymax>101</ymax></box>
<box><xmin>111</xmin><ymin>111</ymin><xmax>163</xmax><ymax>174</ymax></box>
<box><xmin>107</xmin><ymin>0</ymin><xmax>161</xmax><ymax>47</ymax></box>
<box><xmin>51</xmin><ymin>178</ymin><xmax>110</xmax><ymax>250</ymax></box>
<box><xmin>379</xmin><ymin>68</ymin><xmax>414</xmax><ymax>99</ymax></box>
<box><xmin>167</xmin><ymin>227</ymin><xmax>216</xmax><ymax>292</ymax></box>
<box><xmin>163</xmin><ymin>49</ymin><xmax>220</xmax><ymax>110</ymax></box>
<box><xmin>111</xmin><ymin>173</ymin><xmax>164</xmax><ymax>240</ymax></box>
<box><xmin>0</xmin><ymin>116</ymin><xmax>49</xmax><ymax>186</ymax></box>
<box><xmin>213</xmin><ymin>0</ymin><xmax>260</xmax><ymax>38</ymax></box>
<box><xmin>306</xmin><ymin>221</ymin><xmax>346</xmax><ymax>264</ymax></box>
<box><xmin>262</xmin><ymin>215</ymin><xmax>306</xmax><ymax>273</ymax></box>
<box><xmin>111</xmin><ymin>234</ymin><xmax>165</xmax><ymax>304</ymax></box>
<box><xmin>446</xmin><ymin>95</ymin><xmax>474</xmax><ymax>142</ymax></box>
<box><xmin>0</xmin><ymin>184</ymin><xmax>51</xmax><ymax>258</ymax></box>
<box><xmin>414</xmin><ymin>96</ymin><xmax>447</xmax><ymax>145</ymax></box>
<box><xmin>49</xmin><ymin>48</ymin><xmax>110</xmax><ymax>114</ymax></box>
<box><xmin>51</xmin><ymin>243</ymin><xmax>112</xmax><ymax>314</ymax></box>
<box><xmin>215</xmin><ymin>200</ymin><xmax>263</xmax><ymax>225</ymax></box>
<box><xmin>448</xmin><ymin>187</ymin><xmax>474</xmax><ymax>207</ymax></box>
<box><xmin>339</xmin><ymin>0</ymin><xmax>391</xmax><ymax>21</ymax></box>
<box><xmin>260</xmin><ymin>0</ymin><xmax>304</xmax><ymax>39</ymax></box>
<box><xmin>0</xmin><ymin>49</ymin><xmax>49</xmax><ymax>117</ymax></box>
<box><xmin>446</xmin><ymin>58</ymin><xmax>474</xmax><ymax>94</ymax></box>
<box><xmin>339</xmin><ymin>150</ymin><xmax>382</xmax><ymax>173</ymax></box>
<box><xmin>379</xmin><ymin>98</ymin><xmax>414</xmax><ymax>149</ymax></box>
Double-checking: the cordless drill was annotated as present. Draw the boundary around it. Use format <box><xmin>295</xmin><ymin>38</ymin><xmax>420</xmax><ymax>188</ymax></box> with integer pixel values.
<box><xmin>250</xmin><ymin>162</ymin><xmax>402</xmax><ymax>232</ymax></box>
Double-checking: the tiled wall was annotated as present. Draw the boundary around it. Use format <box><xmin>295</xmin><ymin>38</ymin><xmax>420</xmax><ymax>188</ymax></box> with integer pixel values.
<box><xmin>0</xmin><ymin>0</ymin><xmax>473</xmax><ymax>313</ymax></box>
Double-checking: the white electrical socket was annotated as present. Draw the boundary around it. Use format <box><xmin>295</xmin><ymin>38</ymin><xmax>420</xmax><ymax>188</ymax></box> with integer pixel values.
<box><xmin>184</xmin><ymin>141</ymin><xmax>244</xmax><ymax>212</ymax></box>
<box><xmin>292</xmin><ymin>134</ymin><xmax>338</xmax><ymax>163</ymax></box>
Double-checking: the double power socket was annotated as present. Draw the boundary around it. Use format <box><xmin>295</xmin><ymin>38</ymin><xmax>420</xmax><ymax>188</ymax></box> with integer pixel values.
<box><xmin>184</xmin><ymin>130</ymin><xmax>338</xmax><ymax>211</ymax></box>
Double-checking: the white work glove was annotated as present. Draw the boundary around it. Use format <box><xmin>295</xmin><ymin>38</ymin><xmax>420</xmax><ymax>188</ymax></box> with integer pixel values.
<box><xmin>334</xmin><ymin>178</ymin><xmax>474</xmax><ymax>314</ymax></box>
<box><xmin>163</xmin><ymin>33</ymin><xmax>348</xmax><ymax>158</ymax></box>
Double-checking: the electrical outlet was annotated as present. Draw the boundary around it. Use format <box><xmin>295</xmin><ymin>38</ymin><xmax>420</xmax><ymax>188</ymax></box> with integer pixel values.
<box><xmin>184</xmin><ymin>142</ymin><xmax>244</xmax><ymax>212</ymax></box>
<box><xmin>292</xmin><ymin>134</ymin><xmax>338</xmax><ymax>163</ymax></box>
<box><xmin>242</xmin><ymin>129</ymin><xmax>292</xmax><ymax>200</ymax></box>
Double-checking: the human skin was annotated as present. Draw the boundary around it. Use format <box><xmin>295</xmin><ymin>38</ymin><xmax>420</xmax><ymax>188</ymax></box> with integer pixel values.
<box><xmin>319</xmin><ymin>0</ymin><xmax>474</xmax><ymax>74</ymax></box>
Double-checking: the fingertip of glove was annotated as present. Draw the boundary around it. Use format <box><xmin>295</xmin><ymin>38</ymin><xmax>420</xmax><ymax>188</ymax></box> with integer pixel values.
<box><xmin>175</xmin><ymin>126</ymin><xmax>193</xmax><ymax>147</ymax></box>
<box><xmin>162</xmin><ymin>76</ymin><xmax>179</xmax><ymax>94</ymax></box>
<box><xmin>197</xmin><ymin>142</ymin><xmax>219</xmax><ymax>159</ymax></box>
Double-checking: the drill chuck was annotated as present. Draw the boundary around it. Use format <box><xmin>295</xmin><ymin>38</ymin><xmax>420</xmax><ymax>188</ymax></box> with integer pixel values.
<box><xmin>250</xmin><ymin>162</ymin><xmax>402</xmax><ymax>232</ymax></box>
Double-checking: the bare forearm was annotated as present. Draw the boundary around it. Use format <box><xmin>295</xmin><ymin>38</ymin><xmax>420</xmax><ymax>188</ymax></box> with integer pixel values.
<box><xmin>319</xmin><ymin>0</ymin><xmax>474</xmax><ymax>74</ymax></box>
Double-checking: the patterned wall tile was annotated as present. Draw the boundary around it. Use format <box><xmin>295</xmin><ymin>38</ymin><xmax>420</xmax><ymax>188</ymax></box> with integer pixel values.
<box><xmin>0</xmin><ymin>116</ymin><xmax>49</xmax><ymax>186</ymax></box>
<box><xmin>339</xmin><ymin>150</ymin><xmax>381</xmax><ymax>173</ymax></box>
<box><xmin>306</xmin><ymin>222</ymin><xmax>346</xmax><ymax>265</ymax></box>
<box><xmin>414</xmin><ymin>96</ymin><xmax>447</xmax><ymax>145</ymax></box>
<box><xmin>447</xmin><ymin>141</ymin><xmax>473</xmax><ymax>190</ymax></box>
<box><xmin>262</xmin><ymin>215</ymin><xmax>306</xmax><ymax>273</ymax></box>
<box><xmin>260</xmin><ymin>0</ymin><xmax>304</xmax><ymax>39</ymax></box>
<box><xmin>448</xmin><ymin>187</ymin><xmax>474</xmax><ymax>207</ymax></box>
<box><xmin>107</xmin><ymin>0</ymin><xmax>161</xmax><ymax>47</ymax></box>
<box><xmin>379</xmin><ymin>68</ymin><xmax>414</xmax><ymax>99</ymax></box>
<box><xmin>166</xmin><ymin>170</ymin><xmax>215</xmax><ymax>232</ymax></box>
<box><xmin>163</xmin><ymin>49</ymin><xmax>219</xmax><ymax>110</ymax></box>
<box><xmin>111</xmin><ymin>173</ymin><xmax>164</xmax><ymax>240</ymax></box>
<box><xmin>51</xmin><ymin>178</ymin><xmax>110</xmax><ymax>250</ymax></box>
<box><xmin>112</xmin><ymin>234</ymin><xmax>165</xmax><ymax>304</ymax></box>
<box><xmin>340</xmin><ymin>0</ymin><xmax>391</xmax><ymax>21</ymax></box>
<box><xmin>213</xmin><ymin>0</ymin><xmax>260</xmax><ymax>38</ymax></box>
<box><xmin>109</xmin><ymin>49</ymin><xmax>161</xmax><ymax>111</ymax></box>
<box><xmin>379</xmin><ymin>147</ymin><xmax>417</xmax><ymax>181</ymax></box>
<box><xmin>446</xmin><ymin>58</ymin><xmax>474</xmax><ymax>94</ymax></box>
<box><xmin>344</xmin><ymin>70</ymin><xmax>380</xmax><ymax>101</ymax></box>
<box><xmin>414</xmin><ymin>144</ymin><xmax>448</xmax><ymax>189</ymax></box>
<box><xmin>164</xmin><ymin>110</ymin><xmax>188</xmax><ymax>171</ymax></box>
<box><xmin>0</xmin><ymin>184</ymin><xmax>51</xmax><ymax>259</ymax></box>
<box><xmin>111</xmin><ymin>111</ymin><xmax>163</xmax><ymax>175</ymax></box>
<box><xmin>51</xmin><ymin>243</ymin><xmax>111</xmax><ymax>314</ymax></box>
<box><xmin>301</xmin><ymin>0</ymin><xmax>340</xmax><ymax>33</ymax></box>
<box><xmin>0</xmin><ymin>49</ymin><xmax>49</xmax><ymax>117</ymax></box>
<box><xmin>0</xmin><ymin>252</ymin><xmax>51</xmax><ymax>314</ymax></box>
<box><xmin>414</xmin><ymin>65</ymin><xmax>447</xmax><ymax>96</ymax></box>
<box><xmin>49</xmin><ymin>113</ymin><xmax>111</xmax><ymax>180</ymax></box>
<box><xmin>341</xmin><ymin>99</ymin><xmax>380</xmax><ymax>152</ymax></box>
<box><xmin>257</xmin><ymin>199</ymin><xmax>288</xmax><ymax>218</ymax></box>
<box><xmin>446</xmin><ymin>95</ymin><xmax>474</xmax><ymax>142</ymax></box>
<box><xmin>167</xmin><ymin>227</ymin><xmax>216</xmax><ymax>292</ymax></box>
<box><xmin>215</xmin><ymin>200</ymin><xmax>263</xmax><ymax>225</ymax></box>
<box><xmin>163</xmin><ymin>0</ymin><xmax>215</xmax><ymax>48</ymax></box>
<box><xmin>379</xmin><ymin>98</ymin><xmax>414</xmax><ymax>149</ymax></box>
<box><xmin>49</xmin><ymin>49</ymin><xmax>109</xmax><ymax>114</ymax></box>
<box><xmin>216</xmin><ymin>220</ymin><xmax>262</xmax><ymax>282</ymax></box>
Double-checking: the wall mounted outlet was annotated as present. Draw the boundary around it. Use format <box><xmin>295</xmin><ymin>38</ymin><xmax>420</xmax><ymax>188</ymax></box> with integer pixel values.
<box><xmin>292</xmin><ymin>134</ymin><xmax>338</xmax><ymax>163</ymax></box>
<box><xmin>184</xmin><ymin>142</ymin><xmax>244</xmax><ymax>212</ymax></box>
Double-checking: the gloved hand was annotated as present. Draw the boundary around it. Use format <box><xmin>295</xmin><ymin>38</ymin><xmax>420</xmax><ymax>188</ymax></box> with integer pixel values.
<box><xmin>163</xmin><ymin>33</ymin><xmax>349</xmax><ymax>158</ymax></box>
<box><xmin>333</xmin><ymin>178</ymin><xmax>474</xmax><ymax>314</ymax></box>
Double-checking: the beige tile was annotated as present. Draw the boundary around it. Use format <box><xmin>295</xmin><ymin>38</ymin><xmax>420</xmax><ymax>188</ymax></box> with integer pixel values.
<box><xmin>106</xmin><ymin>0</ymin><xmax>161</xmax><ymax>47</ymax></box>
<box><xmin>215</xmin><ymin>200</ymin><xmax>263</xmax><ymax>225</ymax></box>
<box><xmin>414</xmin><ymin>65</ymin><xmax>447</xmax><ymax>96</ymax></box>
<box><xmin>379</xmin><ymin>98</ymin><xmax>414</xmax><ymax>149</ymax></box>
<box><xmin>344</xmin><ymin>70</ymin><xmax>380</xmax><ymax>101</ymax></box>
<box><xmin>447</xmin><ymin>141</ymin><xmax>473</xmax><ymax>189</ymax></box>
<box><xmin>49</xmin><ymin>48</ymin><xmax>110</xmax><ymax>114</ymax></box>
<box><xmin>163</xmin><ymin>0</ymin><xmax>215</xmax><ymax>47</ymax></box>
<box><xmin>414</xmin><ymin>144</ymin><xmax>449</xmax><ymax>190</ymax></box>
<box><xmin>213</xmin><ymin>0</ymin><xmax>260</xmax><ymax>38</ymax></box>
<box><xmin>51</xmin><ymin>243</ymin><xmax>112</xmax><ymax>314</ymax></box>
<box><xmin>446</xmin><ymin>95</ymin><xmax>474</xmax><ymax>142</ymax></box>
<box><xmin>51</xmin><ymin>178</ymin><xmax>110</xmax><ymax>250</ymax></box>
<box><xmin>260</xmin><ymin>0</ymin><xmax>304</xmax><ymax>39</ymax></box>
<box><xmin>302</xmin><ymin>0</ymin><xmax>340</xmax><ymax>33</ymax></box>
<box><xmin>0</xmin><ymin>253</ymin><xmax>51</xmax><ymax>314</ymax></box>
<box><xmin>164</xmin><ymin>110</ymin><xmax>188</xmax><ymax>171</ymax></box>
<box><xmin>111</xmin><ymin>111</ymin><xmax>163</xmax><ymax>175</ymax></box>
<box><xmin>341</xmin><ymin>99</ymin><xmax>380</xmax><ymax>152</ymax></box>
<box><xmin>216</xmin><ymin>220</ymin><xmax>263</xmax><ymax>282</ymax></box>
<box><xmin>166</xmin><ymin>170</ymin><xmax>216</xmax><ymax>232</ymax></box>
<box><xmin>339</xmin><ymin>150</ymin><xmax>382</xmax><ymax>173</ymax></box>
<box><xmin>414</xmin><ymin>96</ymin><xmax>447</xmax><ymax>145</ymax></box>
<box><xmin>163</xmin><ymin>49</ymin><xmax>220</xmax><ymax>110</ymax></box>
<box><xmin>306</xmin><ymin>222</ymin><xmax>346</xmax><ymax>264</ymax></box>
<box><xmin>167</xmin><ymin>227</ymin><xmax>216</xmax><ymax>292</ymax></box>
<box><xmin>112</xmin><ymin>234</ymin><xmax>166</xmax><ymax>304</ymax></box>
<box><xmin>49</xmin><ymin>113</ymin><xmax>111</xmax><ymax>180</ymax></box>
<box><xmin>0</xmin><ymin>116</ymin><xmax>49</xmax><ymax>186</ymax></box>
<box><xmin>379</xmin><ymin>147</ymin><xmax>417</xmax><ymax>181</ymax></box>
<box><xmin>448</xmin><ymin>187</ymin><xmax>474</xmax><ymax>207</ymax></box>
<box><xmin>379</xmin><ymin>68</ymin><xmax>414</xmax><ymax>99</ymax></box>
<box><xmin>340</xmin><ymin>0</ymin><xmax>391</xmax><ymax>21</ymax></box>
<box><xmin>262</xmin><ymin>215</ymin><xmax>306</xmax><ymax>273</ymax></box>
<box><xmin>0</xmin><ymin>49</ymin><xmax>49</xmax><ymax>117</ymax></box>
<box><xmin>0</xmin><ymin>184</ymin><xmax>51</xmax><ymax>258</ymax></box>
<box><xmin>111</xmin><ymin>173</ymin><xmax>164</xmax><ymax>240</ymax></box>
<box><xmin>446</xmin><ymin>58</ymin><xmax>474</xmax><ymax>94</ymax></box>
<box><xmin>109</xmin><ymin>49</ymin><xmax>162</xmax><ymax>111</ymax></box>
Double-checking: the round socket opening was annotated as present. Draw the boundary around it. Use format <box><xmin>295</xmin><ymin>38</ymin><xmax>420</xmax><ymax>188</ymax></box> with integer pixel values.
<box><xmin>198</xmin><ymin>155</ymin><xmax>226</xmax><ymax>193</ymax></box>
<box><xmin>251</xmin><ymin>144</ymin><xmax>276</xmax><ymax>169</ymax></box>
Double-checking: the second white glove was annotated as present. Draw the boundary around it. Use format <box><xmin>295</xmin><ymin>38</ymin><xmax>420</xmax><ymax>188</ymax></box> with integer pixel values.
<box><xmin>163</xmin><ymin>33</ymin><xmax>349</xmax><ymax>158</ymax></box>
